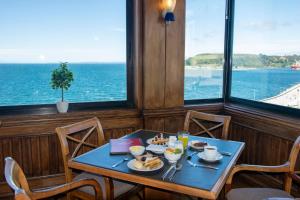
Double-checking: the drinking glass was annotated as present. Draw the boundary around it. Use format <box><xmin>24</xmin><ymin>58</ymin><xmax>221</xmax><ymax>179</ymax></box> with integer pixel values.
<box><xmin>177</xmin><ymin>131</ymin><xmax>189</xmax><ymax>149</ymax></box>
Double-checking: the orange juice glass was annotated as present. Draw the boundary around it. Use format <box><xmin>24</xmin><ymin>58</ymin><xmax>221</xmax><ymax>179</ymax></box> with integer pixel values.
<box><xmin>177</xmin><ymin>131</ymin><xmax>189</xmax><ymax>149</ymax></box>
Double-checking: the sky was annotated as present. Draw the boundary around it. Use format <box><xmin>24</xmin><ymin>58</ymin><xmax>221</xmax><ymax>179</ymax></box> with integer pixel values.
<box><xmin>186</xmin><ymin>0</ymin><xmax>300</xmax><ymax>58</ymax></box>
<box><xmin>0</xmin><ymin>0</ymin><xmax>126</xmax><ymax>63</ymax></box>
<box><xmin>0</xmin><ymin>0</ymin><xmax>299</xmax><ymax>63</ymax></box>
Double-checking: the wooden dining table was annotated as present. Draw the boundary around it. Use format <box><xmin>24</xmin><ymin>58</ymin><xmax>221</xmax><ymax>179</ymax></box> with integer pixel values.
<box><xmin>68</xmin><ymin>129</ymin><xmax>245</xmax><ymax>200</ymax></box>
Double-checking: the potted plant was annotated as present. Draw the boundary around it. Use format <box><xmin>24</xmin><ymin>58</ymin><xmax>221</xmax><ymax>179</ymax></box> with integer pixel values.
<box><xmin>51</xmin><ymin>62</ymin><xmax>74</xmax><ymax>113</ymax></box>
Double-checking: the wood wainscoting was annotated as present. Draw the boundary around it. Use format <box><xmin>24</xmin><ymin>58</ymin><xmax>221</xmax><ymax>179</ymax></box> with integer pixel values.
<box><xmin>0</xmin><ymin>109</ymin><xmax>142</xmax><ymax>198</ymax></box>
<box><xmin>224</xmin><ymin>104</ymin><xmax>300</xmax><ymax>196</ymax></box>
<box><xmin>1</xmin><ymin>103</ymin><xmax>300</xmax><ymax>199</ymax></box>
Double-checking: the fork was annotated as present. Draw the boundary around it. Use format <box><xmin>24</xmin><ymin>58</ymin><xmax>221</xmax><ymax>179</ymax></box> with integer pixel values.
<box><xmin>162</xmin><ymin>165</ymin><xmax>175</xmax><ymax>180</ymax></box>
<box><xmin>169</xmin><ymin>163</ymin><xmax>183</xmax><ymax>181</ymax></box>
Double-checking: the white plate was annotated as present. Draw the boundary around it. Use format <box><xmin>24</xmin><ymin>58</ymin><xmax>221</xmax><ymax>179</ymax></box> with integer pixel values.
<box><xmin>127</xmin><ymin>159</ymin><xmax>164</xmax><ymax>172</ymax></box>
<box><xmin>146</xmin><ymin>138</ymin><xmax>168</xmax><ymax>146</ymax></box>
<box><xmin>188</xmin><ymin>140</ymin><xmax>208</xmax><ymax>150</ymax></box>
<box><xmin>146</xmin><ymin>144</ymin><xmax>166</xmax><ymax>154</ymax></box>
<box><xmin>197</xmin><ymin>152</ymin><xmax>223</xmax><ymax>162</ymax></box>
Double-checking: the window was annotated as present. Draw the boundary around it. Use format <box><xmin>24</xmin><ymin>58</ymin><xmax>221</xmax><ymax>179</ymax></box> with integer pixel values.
<box><xmin>231</xmin><ymin>0</ymin><xmax>300</xmax><ymax>110</ymax></box>
<box><xmin>184</xmin><ymin>0</ymin><xmax>226</xmax><ymax>101</ymax></box>
<box><xmin>0</xmin><ymin>0</ymin><xmax>129</xmax><ymax>107</ymax></box>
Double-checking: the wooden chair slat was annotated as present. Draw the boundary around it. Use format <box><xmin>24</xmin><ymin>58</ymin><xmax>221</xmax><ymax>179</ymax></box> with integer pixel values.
<box><xmin>184</xmin><ymin>110</ymin><xmax>231</xmax><ymax>140</ymax></box>
<box><xmin>191</xmin><ymin>118</ymin><xmax>216</xmax><ymax>138</ymax></box>
<box><xmin>71</xmin><ymin>126</ymin><xmax>97</xmax><ymax>158</ymax></box>
<box><xmin>192</xmin><ymin>122</ymin><xmax>224</xmax><ymax>137</ymax></box>
<box><xmin>65</xmin><ymin>136</ymin><xmax>98</xmax><ymax>148</ymax></box>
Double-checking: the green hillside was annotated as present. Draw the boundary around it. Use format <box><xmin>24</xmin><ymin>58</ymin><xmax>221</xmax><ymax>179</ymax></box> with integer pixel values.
<box><xmin>185</xmin><ymin>53</ymin><xmax>300</xmax><ymax>68</ymax></box>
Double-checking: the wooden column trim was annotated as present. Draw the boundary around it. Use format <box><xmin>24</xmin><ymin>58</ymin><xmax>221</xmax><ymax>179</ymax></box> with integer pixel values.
<box><xmin>165</xmin><ymin>0</ymin><xmax>185</xmax><ymax>108</ymax></box>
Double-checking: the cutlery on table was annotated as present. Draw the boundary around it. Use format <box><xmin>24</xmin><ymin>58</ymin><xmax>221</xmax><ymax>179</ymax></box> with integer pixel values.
<box><xmin>169</xmin><ymin>163</ymin><xmax>183</xmax><ymax>181</ymax></box>
<box><xmin>162</xmin><ymin>165</ymin><xmax>175</xmax><ymax>180</ymax></box>
<box><xmin>219</xmin><ymin>151</ymin><xmax>232</xmax><ymax>156</ymax></box>
<box><xmin>112</xmin><ymin>157</ymin><xmax>129</xmax><ymax>168</ymax></box>
<box><xmin>186</xmin><ymin>151</ymin><xmax>197</xmax><ymax>160</ymax></box>
<box><xmin>187</xmin><ymin>160</ymin><xmax>219</xmax><ymax>170</ymax></box>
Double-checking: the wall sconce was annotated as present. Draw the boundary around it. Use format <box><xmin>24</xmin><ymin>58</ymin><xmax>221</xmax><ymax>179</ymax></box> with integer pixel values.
<box><xmin>161</xmin><ymin>0</ymin><xmax>176</xmax><ymax>24</ymax></box>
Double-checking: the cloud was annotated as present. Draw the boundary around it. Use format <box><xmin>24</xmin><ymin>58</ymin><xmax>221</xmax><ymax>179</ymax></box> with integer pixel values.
<box><xmin>243</xmin><ymin>21</ymin><xmax>292</xmax><ymax>31</ymax></box>
<box><xmin>39</xmin><ymin>55</ymin><xmax>46</xmax><ymax>60</ymax></box>
<box><xmin>93</xmin><ymin>36</ymin><xmax>99</xmax><ymax>41</ymax></box>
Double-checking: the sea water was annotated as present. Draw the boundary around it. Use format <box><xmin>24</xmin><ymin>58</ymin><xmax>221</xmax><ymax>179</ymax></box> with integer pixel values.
<box><xmin>0</xmin><ymin>63</ymin><xmax>300</xmax><ymax>106</ymax></box>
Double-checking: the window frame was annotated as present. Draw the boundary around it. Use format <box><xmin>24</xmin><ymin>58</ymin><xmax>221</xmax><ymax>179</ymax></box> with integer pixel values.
<box><xmin>185</xmin><ymin>0</ymin><xmax>300</xmax><ymax>116</ymax></box>
<box><xmin>225</xmin><ymin>0</ymin><xmax>300</xmax><ymax>117</ymax></box>
<box><xmin>0</xmin><ymin>0</ymin><xmax>135</xmax><ymax>116</ymax></box>
<box><xmin>184</xmin><ymin>0</ymin><xmax>228</xmax><ymax>105</ymax></box>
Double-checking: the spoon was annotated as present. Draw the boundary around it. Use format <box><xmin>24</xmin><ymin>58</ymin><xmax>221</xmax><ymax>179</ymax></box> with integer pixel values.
<box><xmin>112</xmin><ymin>157</ymin><xmax>129</xmax><ymax>168</ymax></box>
<box><xmin>169</xmin><ymin>163</ymin><xmax>183</xmax><ymax>181</ymax></box>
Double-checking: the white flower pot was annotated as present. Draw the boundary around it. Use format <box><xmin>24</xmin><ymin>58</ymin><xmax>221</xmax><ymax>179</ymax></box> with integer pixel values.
<box><xmin>56</xmin><ymin>101</ymin><xmax>69</xmax><ymax>113</ymax></box>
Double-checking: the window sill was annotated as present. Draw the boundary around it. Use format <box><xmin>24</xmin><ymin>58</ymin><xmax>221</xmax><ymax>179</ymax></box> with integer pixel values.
<box><xmin>0</xmin><ymin>101</ymin><xmax>134</xmax><ymax>117</ymax></box>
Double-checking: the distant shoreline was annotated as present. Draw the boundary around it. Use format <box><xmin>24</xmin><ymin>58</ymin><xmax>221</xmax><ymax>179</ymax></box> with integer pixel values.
<box><xmin>185</xmin><ymin>65</ymin><xmax>288</xmax><ymax>70</ymax></box>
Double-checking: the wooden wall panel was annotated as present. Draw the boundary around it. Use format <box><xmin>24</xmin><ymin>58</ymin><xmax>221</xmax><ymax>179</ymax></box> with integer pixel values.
<box><xmin>165</xmin><ymin>0</ymin><xmax>185</xmax><ymax>108</ymax></box>
<box><xmin>143</xmin><ymin>0</ymin><xmax>166</xmax><ymax>109</ymax></box>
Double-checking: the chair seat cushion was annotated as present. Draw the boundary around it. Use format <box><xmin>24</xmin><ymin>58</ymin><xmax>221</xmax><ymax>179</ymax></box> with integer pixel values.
<box><xmin>74</xmin><ymin>172</ymin><xmax>135</xmax><ymax>199</ymax></box>
<box><xmin>226</xmin><ymin>188</ymin><xmax>293</xmax><ymax>200</ymax></box>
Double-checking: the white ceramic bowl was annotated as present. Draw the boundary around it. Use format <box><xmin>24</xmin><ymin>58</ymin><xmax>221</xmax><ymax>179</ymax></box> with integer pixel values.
<box><xmin>164</xmin><ymin>151</ymin><xmax>182</xmax><ymax>163</ymax></box>
<box><xmin>129</xmin><ymin>146</ymin><xmax>145</xmax><ymax>156</ymax></box>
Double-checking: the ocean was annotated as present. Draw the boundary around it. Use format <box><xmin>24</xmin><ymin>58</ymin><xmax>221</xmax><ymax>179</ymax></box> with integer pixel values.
<box><xmin>0</xmin><ymin>63</ymin><xmax>300</xmax><ymax>106</ymax></box>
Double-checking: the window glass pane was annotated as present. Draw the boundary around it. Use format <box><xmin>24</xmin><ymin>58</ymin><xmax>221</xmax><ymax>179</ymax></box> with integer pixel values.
<box><xmin>185</xmin><ymin>0</ymin><xmax>225</xmax><ymax>100</ymax></box>
<box><xmin>231</xmin><ymin>0</ymin><xmax>300</xmax><ymax>109</ymax></box>
<box><xmin>0</xmin><ymin>0</ymin><xmax>126</xmax><ymax>106</ymax></box>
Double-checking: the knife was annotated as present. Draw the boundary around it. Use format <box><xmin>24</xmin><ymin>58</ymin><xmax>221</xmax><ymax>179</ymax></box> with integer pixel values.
<box><xmin>187</xmin><ymin>160</ymin><xmax>219</xmax><ymax>170</ymax></box>
<box><xmin>219</xmin><ymin>151</ymin><xmax>232</xmax><ymax>156</ymax></box>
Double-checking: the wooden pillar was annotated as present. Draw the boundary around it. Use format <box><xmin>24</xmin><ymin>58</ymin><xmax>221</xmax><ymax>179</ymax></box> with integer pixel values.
<box><xmin>143</xmin><ymin>0</ymin><xmax>185</xmax><ymax>110</ymax></box>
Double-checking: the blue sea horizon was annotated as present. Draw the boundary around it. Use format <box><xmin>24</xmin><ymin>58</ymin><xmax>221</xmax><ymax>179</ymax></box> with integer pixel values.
<box><xmin>0</xmin><ymin>63</ymin><xmax>300</xmax><ymax>106</ymax></box>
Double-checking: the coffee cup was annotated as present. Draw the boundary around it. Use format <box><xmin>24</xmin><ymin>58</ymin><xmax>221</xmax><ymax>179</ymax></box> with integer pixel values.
<box><xmin>204</xmin><ymin>146</ymin><xmax>218</xmax><ymax>160</ymax></box>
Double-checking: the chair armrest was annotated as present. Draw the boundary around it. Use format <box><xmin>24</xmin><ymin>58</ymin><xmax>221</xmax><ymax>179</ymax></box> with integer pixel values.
<box><xmin>32</xmin><ymin>178</ymin><xmax>102</xmax><ymax>199</ymax></box>
<box><xmin>225</xmin><ymin>162</ymin><xmax>290</xmax><ymax>192</ymax></box>
<box><xmin>290</xmin><ymin>173</ymin><xmax>300</xmax><ymax>184</ymax></box>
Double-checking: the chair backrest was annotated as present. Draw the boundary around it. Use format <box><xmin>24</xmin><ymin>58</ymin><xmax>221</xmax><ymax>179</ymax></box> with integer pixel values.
<box><xmin>183</xmin><ymin>110</ymin><xmax>231</xmax><ymax>140</ymax></box>
<box><xmin>5</xmin><ymin>157</ymin><xmax>32</xmax><ymax>200</ymax></box>
<box><xmin>56</xmin><ymin>117</ymin><xmax>105</xmax><ymax>182</ymax></box>
<box><xmin>284</xmin><ymin>136</ymin><xmax>300</xmax><ymax>192</ymax></box>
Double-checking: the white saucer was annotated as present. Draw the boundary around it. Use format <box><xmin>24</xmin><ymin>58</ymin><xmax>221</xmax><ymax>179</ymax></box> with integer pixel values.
<box><xmin>197</xmin><ymin>152</ymin><xmax>223</xmax><ymax>162</ymax></box>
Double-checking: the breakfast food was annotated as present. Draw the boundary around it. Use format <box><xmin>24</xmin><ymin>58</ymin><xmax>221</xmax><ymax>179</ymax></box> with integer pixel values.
<box><xmin>193</xmin><ymin>141</ymin><xmax>207</xmax><ymax>148</ymax></box>
<box><xmin>129</xmin><ymin>145</ymin><xmax>145</xmax><ymax>156</ymax></box>
<box><xmin>190</xmin><ymin>141</ymin><xmax>208</xmax><ymax>150</ymax></box>
<box><xmin>151</xmin><ymin>133</ymin><xmax>169</xmax><ymax>145</ymax></box>
<box><xmin>133</xmin><ymin>153</ymin><xmax>162</xmax><ymax>170</ymax></box>
<box><xmin>164</xmin><ymin>147</ymin><xmax>183</xmax><ymax>163</ymax></box>
<box><xmin>144</xmin><ymin>157</ymin><xmax>161</xmax><ymax>168</ymax></box>
<box><xmin>133</xmin><ymin>160</ymin><xmax>144</xmax><ymax>169</ymax></box>
<box><xmin>165</xmin><ymin>147</ymin><xmax>182</xmax><ymax>155</ymax></box>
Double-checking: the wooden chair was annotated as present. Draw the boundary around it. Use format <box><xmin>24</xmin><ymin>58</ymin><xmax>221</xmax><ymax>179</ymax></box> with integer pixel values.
<box><xmin>225</xmin><ymin>136</ymin><xmax>300</xmax><ymax>200</ymax></box>
<box><xmin>5</xmin><ymin>157</ymin><xmax>102</xmax><ymax>200</ymax></box>
<box><xmin>183</xmin><ymin>110</ymin><xmax>231</xmax><ymax>140</ymax></box>
<box><xmin>56</xmin><ymin>117</ymin><xmax>143</xmax><ymax>200</ymax></box>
